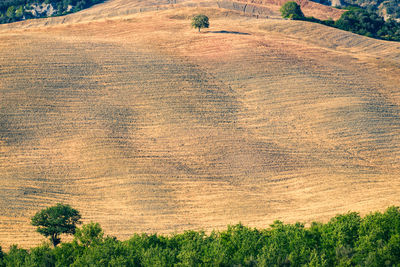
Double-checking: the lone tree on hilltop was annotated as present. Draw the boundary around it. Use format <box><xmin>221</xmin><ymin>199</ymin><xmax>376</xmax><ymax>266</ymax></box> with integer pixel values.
<box><xmin>191</xmin><ymin>14</ymin><xmax>209</xmax><ymax>32</ymax></box>
<box><xmin>280</xmin><ymin>1</ymin><xmax>304</xmax><ymax>19</ymax></box>
<box><xmin>31</xmin><ymin>203</ymin><xmax>81</xmax><ymax>247</ymax></box>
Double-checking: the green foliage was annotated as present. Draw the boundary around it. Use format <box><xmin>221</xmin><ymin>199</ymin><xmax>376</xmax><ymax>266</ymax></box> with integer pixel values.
<box><xmin>337</xmin><ymin>0</ymin><xmax>400</xmax><ymax>19</ymax></box>
<box><xmin>3</xmin><ymin>245</ymin><xmax>28</xmax><ymax>267</ymax></box>
<box><xmin>319</xmin><ymin>212</ymin><xmax>361</xmax><ymax>265</ymax></box>
<box><xmin>15</xmin><ymin>6</ymin><xmax>23</xmax><ymax>18</ymax></box>
<box><xmin>71</xmin><ymin>237</ymin><xmax>132</xmax><ymax>266</ymax></box>
<box><xmin>5</xmin><ymin>6</ymin><xmax>15</xmax><ymax>18</ymax></box>
<box><xmin>216</xmin><ymin>223</ymin><xmax>266</xmax><ymax>265</ymax></box>
<box><xmin>73</xmin><ymin>222</ymin><xmax>104</xmax><ymax>248</ymax></box>
<box><xmin>0</xmin><ymin>0</ymin><xmax>105</xmax><ymax>24</ymax></box>
<box><xmin>31</xmin><ymin>203</ymin><xmax>81</xmax><ymax>247</ymax></box>
<box><xmin>191</xmin><ymin>14</ymin><xmax>209</xmax><ymax>32</ymax></box>
<box><xmin>335</xmin><ymin>8</ymin><xmax>384</xmax><ymax>36</ymax></box>
<box><xmin>280</xmin><ymin>1</ymin><xmax>305</xmax><ymax>19</ymax></box>
<box><xmin>2</xmin><ymin>206</ymin><xmax>400</xmax><ymax>266</ymax></box>
<box><xmin>334</xmin><ymin>8</ymin><xmax>400</xmax><ymax>40</ymax></box>
<box><xmin>384</xmin><ymin>0</ymin><xmax>400</xmax><ymax>19</ymax></box>
<box><xmin>24</xmin><ymin>244</ymin><xmax>55</xmax><ymax>267</ymax></box>
<box><xmin>53</xmin><ymin>242</ymin><xmax>81</xmax><ymax>266</ymax></box>
<box><xmin>284</xmin><ymin>2</ymin><xmax>400</xmax><ymax>42</ymax></box>
<box><xmin>354</xmin><ymin>206</ymin><xmax>400</xmax><ymax>266</ymax></box>
<box><xmin>258</xmin><ymin>221</ymin><xmax>317</xmax><ymax>266</ymax></box>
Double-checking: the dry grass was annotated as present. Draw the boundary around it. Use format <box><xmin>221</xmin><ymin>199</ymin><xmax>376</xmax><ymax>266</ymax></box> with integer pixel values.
<box><xmin>0</xmin><ymin>0</ymin><xmax>400</xmax><ymax>249</ymax></box>
<box><xmin>233</xmin><ymin>0</ymin><xmax>344</xmax><ymax>20</ymax></box>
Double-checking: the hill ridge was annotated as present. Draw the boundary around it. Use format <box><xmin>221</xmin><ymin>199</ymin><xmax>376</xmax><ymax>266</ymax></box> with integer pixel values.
<box><xmin>0</xmin><ymin>0</ymin><xmax>399</xmax><ymax>248</ymax></box>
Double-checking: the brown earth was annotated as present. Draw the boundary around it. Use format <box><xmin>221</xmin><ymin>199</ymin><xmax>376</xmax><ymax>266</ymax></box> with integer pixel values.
<box><xmin>0</xmin><ymin>0</ymin><xmax>400</xmax><ymax>249</ymax></box>
<box><xmin>230</xmin><ymin>0</ymin><xmax>344</xmax><ymax>20</ymax></box>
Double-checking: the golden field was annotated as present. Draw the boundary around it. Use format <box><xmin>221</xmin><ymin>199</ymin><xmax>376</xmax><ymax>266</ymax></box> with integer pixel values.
<box><xmin>0</xmin><ymin>0</ymin><xmax>400</xmax><ymax>248</ymax></box>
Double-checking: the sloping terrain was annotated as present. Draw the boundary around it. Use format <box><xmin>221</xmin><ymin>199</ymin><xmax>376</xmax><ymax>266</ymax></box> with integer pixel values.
<box><xmin>1</xmin><ymin>0</ymin><xmax>400</xmax><ymax>248</ymax></box>
<box><xmin>225</xmin><ymin>0</ymin><xmax>344</xmax><ymax>19</ymax></box>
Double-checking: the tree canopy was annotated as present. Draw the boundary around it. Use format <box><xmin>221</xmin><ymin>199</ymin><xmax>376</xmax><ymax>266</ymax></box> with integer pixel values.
<box><xmin>0</xmin><ymin>206</ymin><xmax>397</xmax><ymax>266</ymax></box>
<box><xmin>280</xmin><ymin>1</ymin><xmax>305</xmax><ymax>19</ymax></box>
<box><xmin>279</xmin><ymin>2</ymin><xmax>400</xmax><ymax>41</ymax></box>
<box><xmin>0</xmin><ymin>0</ymin><xmax>104</xmax><ymax>24</ymax></box>
<box><xmin>191</xmin><ymin>14</ymin><xmax>209</xmax><ymax>32</ymax></box>
<box><xmin>31</xmin><ymin>203</ymin><xmax>81</xmax><ymax>247</ymax></box>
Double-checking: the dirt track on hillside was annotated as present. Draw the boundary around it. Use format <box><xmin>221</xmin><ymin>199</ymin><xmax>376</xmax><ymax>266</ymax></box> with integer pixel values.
<box><xmin>0</xmin><ymin>1</ymin><xmax>400</xmax><ymax>248</ymax></box>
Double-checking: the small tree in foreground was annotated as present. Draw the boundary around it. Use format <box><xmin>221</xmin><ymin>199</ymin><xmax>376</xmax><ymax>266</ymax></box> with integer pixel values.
<box><xmin>191</xmin><ymin>14</ymin><xmax>209</xmax><ymax>32</ymax></box>
<box><xmin>74</xmin><ymin>222</ymin><xmax>104</xmax><ymax>247</ymax></box>
<box><xmin>280</xmin><ymin>1</ymin><xmax>304</xmax><ymax>20</ymax></box>
<box><xmin>31</xmin><ymin>203</ymin><xmax>81</xmax><ymax>247</ymax></box>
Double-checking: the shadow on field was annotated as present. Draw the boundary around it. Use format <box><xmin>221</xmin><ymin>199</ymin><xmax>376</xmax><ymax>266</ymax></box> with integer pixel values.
<box><xmin>208</xmin><ymin>30</ymin><xmax>250</xmax><ymax>35</ymax></box>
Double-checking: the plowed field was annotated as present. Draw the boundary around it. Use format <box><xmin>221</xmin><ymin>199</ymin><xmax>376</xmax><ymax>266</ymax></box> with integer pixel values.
<box><xmin>1</xmin><ymin>0</ymin><xmax>400</xmax><ymax>248</ymax></box>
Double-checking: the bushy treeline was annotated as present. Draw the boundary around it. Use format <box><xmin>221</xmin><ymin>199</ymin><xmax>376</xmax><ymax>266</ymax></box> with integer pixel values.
<box><xmin>1</xmin><ymin>206</ymin><xmax>400</xmax><ymax>266</ymax></box>
<box><xmin>0</xmin><ymin>0</ymin><xmax>103</xmax><ymax>24</ymax></box>
<box><xmin>343</xmin><ymin>0</ymin><xmax>400</xmax><ymax>20</ymax></box>
<box><xmin>334</xmin><ymin>7</ymin><xmax>400</xmax><ymax>40</ymax></box>
<box><xmin>281</xmin><ymin>1</ymin><xmax>400</xmax><ymax>41</ymax></box>
<box><xmin>311</xmin><ymin>0</ymin><xmax>400</xmax><ymax>19</ymax></box>
<box><xmin>303</xmin><ymin>7</ymin><xmax>400</xmax><ymax>41</ymax></box>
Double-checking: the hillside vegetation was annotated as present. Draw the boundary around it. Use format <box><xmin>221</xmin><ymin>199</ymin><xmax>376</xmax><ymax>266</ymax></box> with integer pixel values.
<box><xmin>0</xmin><ymin>0</ymin><xmax>104</xmax><ymax>24</ymax></box>
<box><xmin>1</xmin><ymin>0</ymin><xmax>400</xmax><ymax>249</ymax></box>
<box><xmin>282</xmin><ymin>2</ymin><xmax>400</xmax><ymax>41</ymax></box>
<box><xmin>313</xmin><ymin>0</ymin><xmax>400</xmax><ymax>20</ymax></box>
<box><xmin>1</xmin><ymin>207</ymin><xmax>400</xmax><ymax>266</ymax></box>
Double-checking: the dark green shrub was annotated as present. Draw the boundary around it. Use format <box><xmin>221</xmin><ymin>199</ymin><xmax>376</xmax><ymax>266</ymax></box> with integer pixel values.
<box><xmin>280</xmin><ymin>1</ymin><xmax>305</xmax><ymax>19</ymax></box>
<box><xmin>4</xmin><ymin>245</ymin><xmax>28</xmax><ymax>267</ymax></box>
<box><xmin>53</xmin><ymin>242</ymin><xmax>82</xmax><ymax>267</ymax></box>
<box><xmin>257</xmin><ymin>221</ymin><xmax>316</xmax><ymax>266</ymax></box>
<box><xmin>0</xmin><ymin>0</ymin><xmax>105</xmax><ymax>24</ymax></box>
<box><xmin>25</xmin><ymin>244</ymin><xmax>55</xmax><ymax>267</ymax></box>
<box><xmin>72</xmin><ymin>237</ymin><xmax>132</xmax><ymax>266</ymax></box>
<box><xmin>335</xmin><ymin>8</ymin><xmax>384</xmax><ymax>36</ymax></box>
<box><xmin>319</xmin><ymin>212</ymin><xmax>361</xmax><ymax>265</ymax></box>
<box><xmin>354</xmin><ymin>207</ymin><xmax>400</xmax><ymax>266</ymax></box>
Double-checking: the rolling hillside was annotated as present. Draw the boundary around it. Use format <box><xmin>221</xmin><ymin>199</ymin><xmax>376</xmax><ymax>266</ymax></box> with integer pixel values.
<box><xmin>1</xmin><ymin>0</ymin><xmax>400</xmax><ymax>248</ymax></box>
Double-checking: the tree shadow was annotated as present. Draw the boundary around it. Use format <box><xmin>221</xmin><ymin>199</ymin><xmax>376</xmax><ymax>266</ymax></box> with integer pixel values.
<box><xmin>208</xmin><ymin>30</ymin><xmax>251</xmax><ymax>35</ymax></box>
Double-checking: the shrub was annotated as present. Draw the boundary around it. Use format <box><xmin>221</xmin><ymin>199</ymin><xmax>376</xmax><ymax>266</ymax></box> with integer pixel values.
<box><xmin>191</xmin><ymin>14</ymin><xmax>209</xmax><ymax>32</ymax></box>
<box><xmin>280</xmin><ymin>1</ymin><xmax>305</xmax><ymax>19</ymax></box>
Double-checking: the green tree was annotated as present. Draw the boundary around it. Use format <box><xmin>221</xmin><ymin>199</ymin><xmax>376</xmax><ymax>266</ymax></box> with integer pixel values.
<box><xmin>354</xmin><ymin>206</ymin><xmax>400</xmax><ymax>266</ymax></box>
<box><xmin>3</xmin><ymin>245</ymin><xmax>28</xmax><ymax>266</ymax></box>
<box><xmin>24</xmin><ymin>244</ymin><xmax>55</xmax><ymax>267</ymax></box>
<box><xmin>280</xmin><ymin>1</ymin><xmax>304</xmax><ymax>19</ymax></box>
<box><xmin>191</xmin><ymin>14</ymin><xmax>209</xmax><ymax>32</ymax></box>
<box><xmin>74</xmin><ymin>222</ymin><xmax>104</xmax><ymax>248</ymax></box>
<box><xmin>6</xmin><ymin>6</ymin><xmax>15</xmax><ymax>19</ymax></box>
<box><xmin>15</xmin><ymin>5</ymin><xmax>23</xmax><ymax>19</ymax></box>
<box><xmin>31</xmin><ymin>203</ymin><xmax>82</xmax><ymax>247</ymax></box>
<box><xmin>335</xmin><ymin>9</ymin><xmax>384</xmax><ymax>37</ymax></box>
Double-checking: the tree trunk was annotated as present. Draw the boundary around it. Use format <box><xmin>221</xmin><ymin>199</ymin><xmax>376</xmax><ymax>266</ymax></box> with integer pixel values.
<box><xmin>51</xmin><ymin>234</ymin><xmax>61</xmax><ymax>247</ymax></box>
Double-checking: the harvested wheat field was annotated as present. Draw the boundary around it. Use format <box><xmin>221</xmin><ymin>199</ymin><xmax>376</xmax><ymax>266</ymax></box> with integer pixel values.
<box><xmin>0</xmin><ymin>0</ymin><xmax>400</xmax><ymax>248</ymax></box>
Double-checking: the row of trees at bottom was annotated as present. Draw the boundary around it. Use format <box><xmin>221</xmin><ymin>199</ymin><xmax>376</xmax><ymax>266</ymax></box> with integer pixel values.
<box><xmin>1</xmin><ymin>206</ymin><xmax>400</xmax><ymax>266</ymax></box>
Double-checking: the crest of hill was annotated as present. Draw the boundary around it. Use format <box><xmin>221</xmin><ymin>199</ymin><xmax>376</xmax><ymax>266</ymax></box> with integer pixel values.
<box><xmin>229</xmin><ymin>0</ymin><xmax>345</xmax><ymax>20</ymax></box>
<box><xmin>0</xmin><ymin>0</ymin><xmax>343</xmax><ymax>29</ymax></box>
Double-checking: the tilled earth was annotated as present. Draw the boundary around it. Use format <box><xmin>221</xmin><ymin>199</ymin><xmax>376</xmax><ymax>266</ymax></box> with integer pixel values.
<box><xmin>0</xmin><ymin>1</ymin><xmax>400</xmax><ymax>248</ymax></box>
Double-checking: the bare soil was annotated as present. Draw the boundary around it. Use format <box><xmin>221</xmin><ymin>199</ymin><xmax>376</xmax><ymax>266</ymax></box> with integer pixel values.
<box><xmin>0</xmin><ymin>0</ymin><xmax>399</xmax><ymax>248</ymax></box>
